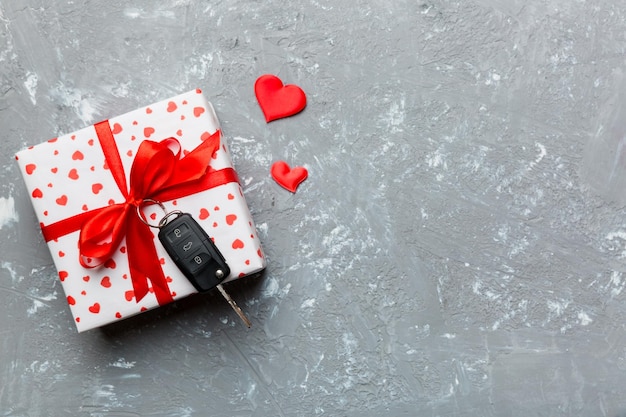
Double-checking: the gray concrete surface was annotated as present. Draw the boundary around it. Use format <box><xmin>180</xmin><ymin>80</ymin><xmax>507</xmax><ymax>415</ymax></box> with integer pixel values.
<box><xmin>2</xmin><ymin>0</ymin><xmax>626</xmax><ymax>416</ymax></box>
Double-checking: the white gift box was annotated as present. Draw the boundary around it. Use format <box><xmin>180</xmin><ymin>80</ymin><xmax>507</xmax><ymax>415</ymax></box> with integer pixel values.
<box><xmin>16</xmin><ymin>89</ymin><xmax>266</xmax><ymax>332</ymax></box>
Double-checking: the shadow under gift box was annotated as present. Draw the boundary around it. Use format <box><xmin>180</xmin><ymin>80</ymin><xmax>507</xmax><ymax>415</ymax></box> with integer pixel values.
<box><xmin>15</xmin><ymin>89</ymin><xmax>266</xmax><ymax>332</ymax></box>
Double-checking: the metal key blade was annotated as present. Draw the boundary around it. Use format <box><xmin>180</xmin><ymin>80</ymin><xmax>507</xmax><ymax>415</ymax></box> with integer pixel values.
<box><xmin>216</xmin><ymin>284</ymin><xmax>251</xmax><ymax>328</ymax></box>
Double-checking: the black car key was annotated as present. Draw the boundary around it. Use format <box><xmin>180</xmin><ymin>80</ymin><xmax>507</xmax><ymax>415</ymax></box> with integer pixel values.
<box><xmin>159</xmin><ymin>212</ymin><xmax>229</xmax><ymax>291</ymax></box>
<box><xmin>157</xmin><ymin>211</ymin><xmax>251</xmax><ymax>327</ymax></box>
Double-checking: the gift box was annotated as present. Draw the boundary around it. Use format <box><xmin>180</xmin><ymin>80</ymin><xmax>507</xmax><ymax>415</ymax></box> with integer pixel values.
<box><xmin>15</xmin><ymin>89</ymin><xmax>266</xmax><ymax>332</ymax></box>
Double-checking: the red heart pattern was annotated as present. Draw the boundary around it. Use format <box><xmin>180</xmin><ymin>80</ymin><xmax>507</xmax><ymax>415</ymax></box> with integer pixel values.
<box><xmin>56</xmin><ymin>195</ymin><xmax>68</xmax><ymax>206</ymax></box>
<box><xmin>254</xmin><ymin>74</ymin><xmax>306</xmax><ymax>123</ymax></box>
<box><xmin>270</xmin><ymin>161</ymin><xmax>308</xmax><ymax>193</ymax></box>
<box><xmin>92</xmin><ymin>183</ymin><xmax>103</xmax><ymax>194</ymax></box>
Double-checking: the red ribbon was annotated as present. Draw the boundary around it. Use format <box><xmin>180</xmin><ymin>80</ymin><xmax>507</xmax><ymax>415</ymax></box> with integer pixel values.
<box><xmin>41</xmin><ymin>121</ymin><xmax>238</xmax><ymax>305</ymax></box>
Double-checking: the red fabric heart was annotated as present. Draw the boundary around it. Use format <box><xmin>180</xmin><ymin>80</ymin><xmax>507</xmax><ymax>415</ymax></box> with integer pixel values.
<box><xmin>254</xmin><ymin>74</ymin><xmax>306</xmax><ymax>122</ymax></box>
<box><xmin>270</xmin><ymin>161</ymin><xmax>308</xmax><ymax>193</ymax></box>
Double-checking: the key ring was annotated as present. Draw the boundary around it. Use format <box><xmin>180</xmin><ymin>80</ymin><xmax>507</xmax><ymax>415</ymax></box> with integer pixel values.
<box><xmin>136</xmin><ymin>199</ymin><xmax>182</xmax><ymax>228</ymax></box>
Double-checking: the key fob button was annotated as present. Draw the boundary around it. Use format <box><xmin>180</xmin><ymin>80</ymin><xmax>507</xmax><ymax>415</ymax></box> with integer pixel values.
<box><xmin>186</xmin><ymin>250</ymin><xmax>212</xmax><ymax>275</ymax></box>
<box><xmin>176</xmin><ymin>234</ymin><xmax>202</xmax><ymax>257</ymax></box>
<box><xmin>165</xmin><ymin>222</ymin><xmax>190</xmax><ymax>243</ymax></box>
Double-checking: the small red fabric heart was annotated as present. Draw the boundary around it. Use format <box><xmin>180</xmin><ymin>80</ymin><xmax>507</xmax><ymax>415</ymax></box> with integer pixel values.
<box><xmin>255</xmin><ymin>74</ymin><xmax>306</xmax><ymax>122</ymax></box>
<box><xmin>270</xmin><ymin>161</ymin><xmax>308</xmax><ymax>193</ymax></box>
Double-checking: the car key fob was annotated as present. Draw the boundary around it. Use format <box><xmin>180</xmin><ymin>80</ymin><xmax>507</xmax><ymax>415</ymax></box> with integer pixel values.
<box><xmin>158</xmin><ymin>212</ymin><xmax>230</xmax><ymax>292</ymax></box>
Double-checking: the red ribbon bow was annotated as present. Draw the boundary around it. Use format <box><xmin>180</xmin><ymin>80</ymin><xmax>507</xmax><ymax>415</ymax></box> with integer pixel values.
<box><xmin>41</xmin><ymin>121</ymin><xmax>238</xmax><ymax>305</ymax></box>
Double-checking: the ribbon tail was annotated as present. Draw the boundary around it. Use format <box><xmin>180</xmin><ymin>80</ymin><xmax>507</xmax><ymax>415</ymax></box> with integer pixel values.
<box><xmin>126</xmin><ymin>216</ymin><xmax>174</xmax><ymax>305</ymax></box>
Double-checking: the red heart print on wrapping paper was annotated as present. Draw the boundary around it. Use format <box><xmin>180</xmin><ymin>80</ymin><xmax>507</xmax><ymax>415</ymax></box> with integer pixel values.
<box><xmin>254</xmin><ymin>74</ymin><xmax>307</xmax><ymax>123</ymax></box>
<box><xmin>270</xmin><ymin>161</ymin><xmax>308</xmax><ymax>193</ymax></box>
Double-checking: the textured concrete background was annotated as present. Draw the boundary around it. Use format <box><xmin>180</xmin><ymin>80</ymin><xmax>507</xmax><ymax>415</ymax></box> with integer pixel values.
<box><xmin>2</xmin><ymin>0</ymin><xmax>626</xmax><ymax>416</ymax></box>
